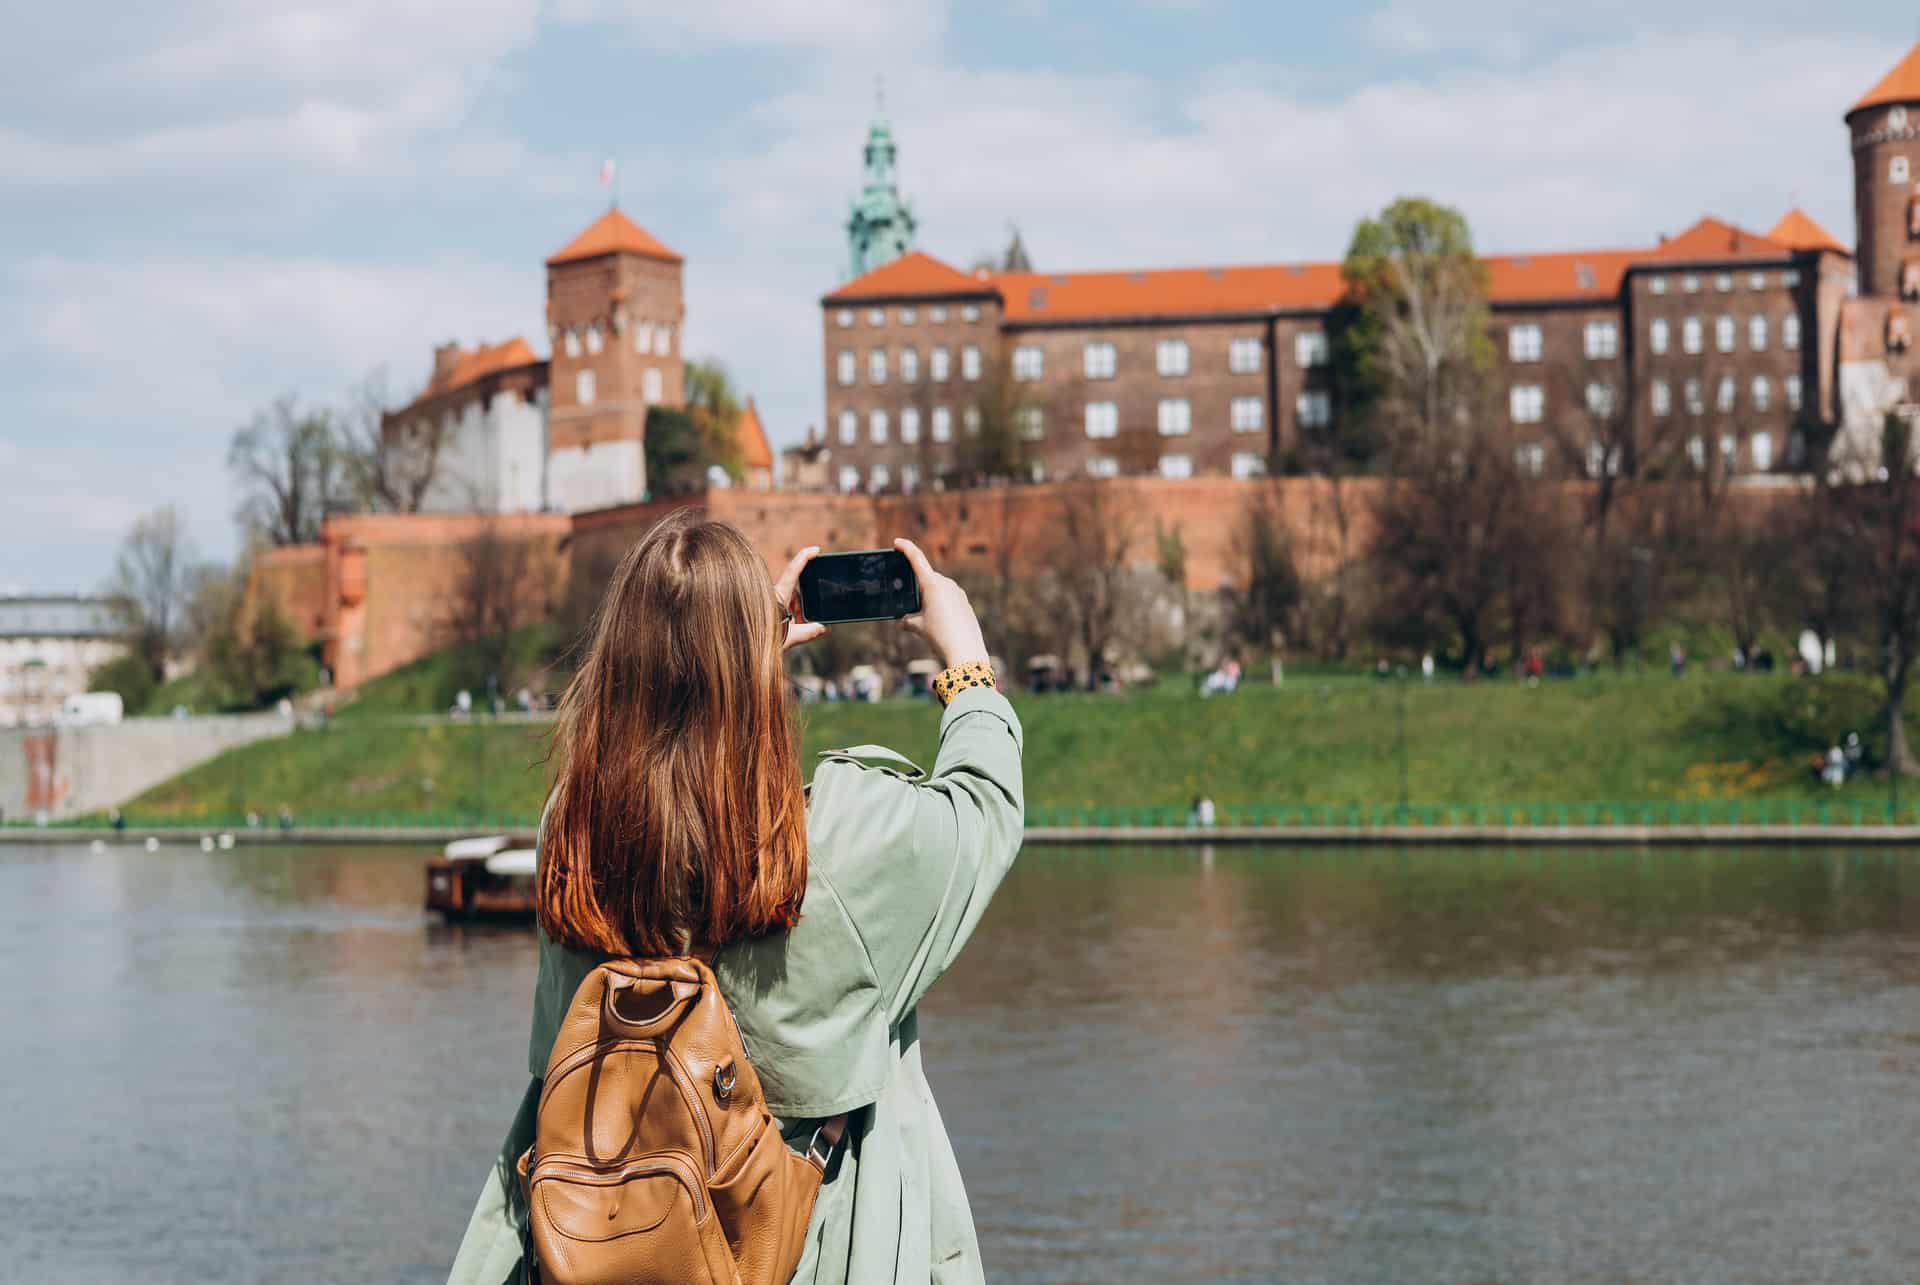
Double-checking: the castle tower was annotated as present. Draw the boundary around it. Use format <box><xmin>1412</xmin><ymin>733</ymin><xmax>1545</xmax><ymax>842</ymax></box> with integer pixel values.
<box><xmin>845</xmin><ymin>114</ymin><xmax>917</xmax><ymax>279</ymax></box>
<box><xmin>545</xmin><ymin>208</ymin><xmax>685</xmax><ymax>512</ymax></box>
<box><xmin>1847</xmin><ymin>42</ymin><xmax>1920</xmax><ymax>300</ymax></box>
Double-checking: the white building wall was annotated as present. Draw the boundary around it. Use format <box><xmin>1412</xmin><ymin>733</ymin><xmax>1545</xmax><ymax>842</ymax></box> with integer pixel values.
<box><xmin>0</xmin><ymin>636</ymin><xmax>127</xmax><ymax>726</ymax></box>
<box><xmin>548</xmin><ymin>440</ymin><xmax>646</xmax><ymax>513</ymax></box>
<box><xmin>411</xmin><ymin>389</ymin><xmax>551</xmax><ymax>513</ymax></box>
<box><xmin>495</xmin><ymin>389</ymin><xmax>548</xmax><ymax>512</ymax></box>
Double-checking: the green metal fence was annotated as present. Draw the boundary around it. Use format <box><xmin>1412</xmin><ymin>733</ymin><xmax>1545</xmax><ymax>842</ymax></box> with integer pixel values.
<box><xmin>10</xmin><ymin>798</ymin><xmax>1920</xmax><ymax>833</ymax></box>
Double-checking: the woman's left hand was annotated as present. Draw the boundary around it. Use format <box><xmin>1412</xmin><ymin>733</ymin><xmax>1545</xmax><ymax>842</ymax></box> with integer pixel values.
<box><xmin>773</xmin><ymin>546</ymin><xmax>828</xmax><ymax>652</ymax></box>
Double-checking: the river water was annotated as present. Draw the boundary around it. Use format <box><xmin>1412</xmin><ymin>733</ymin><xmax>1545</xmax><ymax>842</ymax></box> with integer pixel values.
<box><xmin>2</xmin><ymin>841</ymin><xmax>1917</xmax><ymax>1283</ymax></box>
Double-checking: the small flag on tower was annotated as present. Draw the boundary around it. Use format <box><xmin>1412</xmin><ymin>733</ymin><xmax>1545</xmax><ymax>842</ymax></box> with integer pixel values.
<box><xmin>599</xmin><ymin>157</ymin><xmax>616</xmax><ymax>186</ymax></box>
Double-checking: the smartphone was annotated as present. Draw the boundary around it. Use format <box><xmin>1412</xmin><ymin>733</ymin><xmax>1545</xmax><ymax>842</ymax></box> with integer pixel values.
<box><xmin>796</xmin><ymin>549</ymin><xmax>922</xmax><ymax>624</ymax></box>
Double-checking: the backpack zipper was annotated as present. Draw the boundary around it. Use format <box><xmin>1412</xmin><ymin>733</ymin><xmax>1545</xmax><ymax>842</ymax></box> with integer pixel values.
<box><xmin>529</xmin><ymin>1152</ymin><xmax>708</xmax><ymax>1222</ymax></box>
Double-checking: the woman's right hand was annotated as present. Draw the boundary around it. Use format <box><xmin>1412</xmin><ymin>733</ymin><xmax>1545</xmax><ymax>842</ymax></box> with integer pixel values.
<box><xmin>894</xmin><ymin>538</ymin><xmax>989</xmax><ymax>670</ymax></box>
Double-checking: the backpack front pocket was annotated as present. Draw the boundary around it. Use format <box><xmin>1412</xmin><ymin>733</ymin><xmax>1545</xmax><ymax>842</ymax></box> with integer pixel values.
<box><xmin>529</xmin><ymin>1153</ymin><xmax>731</xmax><ymax>1285</ymax></box>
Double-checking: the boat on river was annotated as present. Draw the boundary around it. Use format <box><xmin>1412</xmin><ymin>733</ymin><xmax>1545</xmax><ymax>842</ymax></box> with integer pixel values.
<box><xmin>425</xmin><ymin>836</ymin><xmax>536</xmax><ymax>921</ymax></box>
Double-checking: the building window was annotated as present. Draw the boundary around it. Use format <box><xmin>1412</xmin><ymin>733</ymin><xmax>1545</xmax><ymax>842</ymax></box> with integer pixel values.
<box><xmin>1683</xmin><ymin>274</ymin><xmax>1701</xmax><ymax>293</ymax></box>
<box><xmin>1583</xmin><ymin>320</ymin><xmax>1618</xmax><ymax>359</ymax></box>
<box><xmin>642</xmin><ymin>368</ymin><xmax>662</xmax><ymax>402</ymax></box>
<box><xmin>963</xmin><ymin>406</ymin><xmax>981</xmax><ymax>435</ymax></box>
<box><xmin>837</xmin><ymin>352</ymin><xmax>855</xmax><ymax>386</ymax></box>
<box><xmin>1748</xmin><ymin>272</ymin><xmax>1767</xmax><ymax>291</ymax></box>
<box><xmin>836</xmin><ymin>308</ymin><xmax>854</xmax><ymax>328</ymax></box>
<box><xmin>1783</xmin><ymin>314</ymin><xmax>1801</xmax><ymax>350</ymax></box>
<box><xmin>838</xmin><ymin>410</ymin><xmax>857</xmax><ymax>445</ymax></box>
<box><xmin>658</xmin><ymin>326</ymin><xmax>672</xmax><ymax>355</ymax></box>
<box><xmin>563</xmin><ymin>329</ymin><xmax>581</xmax><ymax>358</ymax></box>
<box><xmin>1158</xmin><ymin>453</ymin><xmax>1193</xmax><ymax>479</ymax></box>
<box><xmin>1231</xmin><ymin>451</ymin><xmax>1266</xmax><ymax>479</ymax></box>
<box><xmin>585</xmin><ymin>324</ymin><xmax>603</xmax><ymax>355</ymax></box>
<box><xmin>1784</xmin><ymin>270</ymin><xmax>1802</xmax><ymax>288</ymax></box>
<box><xmin>1715</xmin><ymin>315</ymin><xmax>1736</xmax><ymax>353</ymax></box>
<box><xmin>1510</xmin><ymin>384</ymin><xmax>1545</xmax><ymax>424</ymax></box>
<box><xmin>1017</xmin><ymin>407</ymin><xmax>1045</xmax><ymax>440</ymax></box>
<box><xmin>1716</xmin><ymin>375</ymin><xmax>1736</xmax><ymax>412</ymax></box>
<box><xmin>1508</xmin><ymin>323</ymin><xmax>1543</xmax><ymax>362</ymax></box>
<box><xmin>867</xmin><ymin>307</ymin><xmax>886</xmax><ymax>326</ymax></box>
<box><xmin>870</xmin><ymin>463</ymin><xmax>890</xmax><ymax>490</ymax></box>
<box><xmin>1156</xmin><ymin>339</ymin><xmax>1190</xmax><ymax>376</ymax></box>
<box><xmin>1685</xmin><ymin>378</ymin><xmax>1704</xmax><ymax>414</ymax></box>
<box><xmin>1157</xmin><ymin>398</ymin><xmax>1191</xmax><ymax>435</ymax></box>
<box><xmin>932</xmin><ymin>406</ymin><xmax>952</xmax><ymax>442</ymax></box>
<box><xmin>870</xmin><ymin>409</ymin><xmax>889</xmax><ymax>443</ymax></box>
<box><xmin>1086</xmin><ymin>455</ymin><xmax>1120</xmax><ymax>479</ymax></box>
<box><xmin>901</xmin><ymin>407</ymin><xmax>921</xmax><ymax>444</ymax></box>
<box><xmin>899</xmin><ymin>348</ymin><xmax>920</xmax><ymax>383</ymax></box>
<box><xmin>1786</xmin><ymin>374</ymin><xmax>1803</xmax><ymax>410</ymax></box>
<box><xmin>1649</xmin><ymin>275</ymin><xmax>1668</xmax><ymax>295</ymax></box>
<box><xmin>1230</xmin><ymin>396</ymin><xmax>1263</xmax><ymax>432</ymax></box>
<box><xmin>636</xmin><ymin>323</ymin><xmax>655</xmax><ymax>354</ymax></box>
<box><xmin>1585</xmin><ymin>382</ymin><xmax>1616</xmax><ymax>417</ymax></box>
<box><xmin>1749</xmin><ymin>315</ymin><xmax>1768</xmax><ymax>351</ymax></box>
<box><xmin>1515</xmin><ymin>443</ymin><xmax>1546</xmax><ymax>477</ymax></box>
<box><xmin>930</xmin><ymin>346</ymin><xmax>950</xmax><ymax>381</ymax></box>
<box><xmin>1084</xmin><ymin>341</ymin><xmax>1116</xmax><ymax>379</ymax></box>
<box><xmin>1297</xmin><ymin>390</ymin><xmax>1331</xmax><ymax>428</ymax></box>
<box><xmin>930</xmin><ymin>305</ymin><xmax>948</xmax><ymax>323</ymax></box>
<box><xmin>900</xmin><ymin>307</ymin><xmax>917</xmax><ymax>326</ymax></box>
<box><xmin>1751</xmin><ymin>376</ymin><xmax>1771</xmax><ymax>412</ymax></box>
<box><xmin>901</xmin><ymin>463</ymin><xmax>920</xmax><ymax>492</ymax></box>
<box><xmin>868</xmin><ymin>349</ymin><xmax>888</xmax><ymax>384</ymax></box>
<box><xmin>961</xmin><ymin>345</ymin><xmax>982</xmax><ymax>380</ymax></box>
<box><xmin>1232</xmin><ymin>336</ymin><xmax>1265</xmax><ymax>372</ymax></box>
<box><xmin>1720</xmin><ymin>433</ymin><xmax>1739</xmax><ymax>472</ymax></box>
<box><xmin>1752</xmin><ymin>433</ymin><xmax>1774</xmax><ymax>472</ymax></box>
<box><xmin>1649</xmin><ymin>318</ymin><xmax>1669</xmax><ymax>354</ymax></box>
<box><xmin>1294</xmin><ymin>331</ymin><xmax>1330</xmax><ymax>370</ymax></box>
<box><xmin>1687</xmin><ymin>435</ymin><xmax>1706</xmax><ymax>471</ymax></box>
<box><xmin>1682</xmin><ymin>317</ymin><xmax>1703</xmax><ymax>354</ymax></box>
<box><xmin>1715</xmin><ymin>273</ymin><xmax>1733</xmax><ymax>293</ymax></box>
<box><xmin>1894</xmin><ymin>156</ymin><xmax>1911</xmax><ymax>184</ymax></box>
<box><xmin>961</xmin><ymin>304</ymin><xmax>981</xmax><ymax>322</ymax></box>
<box><xmin>839</xmin><ymin>465</ymin><xmax>859</xmax><ymax>493</ymax></box>
<box><xmin>1085</xmin><ymin>401</ymin><xmax>1118</xmax><ymax>438</ymax></box>
<box><xmin>575</xmin><ymin>368</ymin><xmax>595</xmax><ymax>404</ymax></box>
<box><xmin>1651</xmin><ymin>378</ymin><xmax>1672</xmax><ymax>417</ymax></box>
<box><xmin>1013</xmin><ymin>345</ymin><xmax>1044</xmax><ymax>380</ymax></box>
<box><xmin>1586</xmin><ymin>441</ymin><xmax>1621</xmax><ymax>478</ymax></box>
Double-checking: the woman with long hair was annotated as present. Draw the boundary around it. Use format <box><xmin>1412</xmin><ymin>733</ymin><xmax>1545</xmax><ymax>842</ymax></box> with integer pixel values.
<box><xmin>447</xmin><ymin>510</ymin><xmax>1024</xmax><ymax>1284</ymax></box>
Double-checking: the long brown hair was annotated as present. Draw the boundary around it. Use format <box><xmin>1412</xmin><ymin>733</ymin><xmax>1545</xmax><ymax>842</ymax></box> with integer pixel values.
<box><xmin>537</xmin><ymin>509</ymin><xmax>807</xmax><ymax>956</ymax></box>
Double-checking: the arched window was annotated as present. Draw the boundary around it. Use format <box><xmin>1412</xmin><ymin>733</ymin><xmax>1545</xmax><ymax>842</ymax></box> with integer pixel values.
<box><xmin>1893</xmin><ymin>156</ymin><xmax>1911</xmax><ymax>185</ymax></box>
<box><xmin>642</xmin><ymin>368</ymin><xmax>663</xmax><ymax>402</ymax></box>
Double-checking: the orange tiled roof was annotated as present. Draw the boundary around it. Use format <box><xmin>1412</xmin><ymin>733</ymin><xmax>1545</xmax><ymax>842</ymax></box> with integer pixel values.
<box><xmin>405</xmin><ymin>338</ymin><xmax>541</xmax><ymax>413</ymax></box>
<box><xmin>547</xmin><ymin>208</ymin><xmax>682</xmax><ymax>266</ymax></box>
<box><xmin>1644</xmin><ymin>215</ymin><xmax>1789</xmax><ymax>263</ymax></box>
<box><xmin>1851</xmin><ymin>42</ymin><xmax>1920</xmax><ymax>116</ymax></box>
<box><xmin>737</xmin><ymin>397</ymin><xmax>773</xmax><ymax>471</ymax></box>
<box><xmin>834</xmin><ymin>215</ymin><xmax>1802</xmax><ymax>324</ymax></box>
<box><xmin>823</xmin><ymin>251</ymin><xmax>995</xmax><ymax>303</ymax></box>
<box><xmin>1767</xmin><ymin>208</ymin><xmax>1850</xmax><ymax>255</ymax></box>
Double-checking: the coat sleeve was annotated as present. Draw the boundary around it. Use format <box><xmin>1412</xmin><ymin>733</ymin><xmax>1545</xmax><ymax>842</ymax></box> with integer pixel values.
<box><xmin>810</xmin><ymin>687</ymin><xmax>1025</xmax><ymax>1026</ymax></box>
<box><xmin>443</xmin><ymin>1078</ymin><xmax>537</xmax><ymax>1285</ymax></box>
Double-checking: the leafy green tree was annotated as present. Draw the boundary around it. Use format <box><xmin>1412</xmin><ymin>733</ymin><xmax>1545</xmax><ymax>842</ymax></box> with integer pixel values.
<box><xmin>1332</xmin><ymin>197</ymin><xmax>1493</xmax><ymax>462</ymax></box>
<box><xmin>89</xmin><ymin>653</ymin><xmax>157</xmax><ymax>714</ymax></box>
<box><xmin>648</xmin><ymin>361</ymin><xmax>745</xmax><ymax>494</ymax></box>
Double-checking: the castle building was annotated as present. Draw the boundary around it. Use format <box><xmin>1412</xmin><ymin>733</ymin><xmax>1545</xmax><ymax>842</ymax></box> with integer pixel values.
<box><xmin>381</xmin><ymin>207</ymin><xmax>692</xmax><ymax>514</ymax></box>
<box><xmin>845</xmin><ymin>112</ymin><xmax>917</xmax><ymax>280</ymax></box>
<box><xmin>817</xmin><ymin>46</ymin><xmax>1920</xmax><ymax>492</ymax></box>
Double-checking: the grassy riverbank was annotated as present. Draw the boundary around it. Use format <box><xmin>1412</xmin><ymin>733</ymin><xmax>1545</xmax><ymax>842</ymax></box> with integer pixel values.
<box><xmin>110</xmin><ymin>667</ymin><xmax>1915</xmax><ymax>825</ymax></box>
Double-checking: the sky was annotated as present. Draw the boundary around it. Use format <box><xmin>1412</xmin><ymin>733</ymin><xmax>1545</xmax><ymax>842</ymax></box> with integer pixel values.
<box><xmin>2</xmin><ymin>0</ymin><xmax>1915</xmax><ymax>590</ymax></box>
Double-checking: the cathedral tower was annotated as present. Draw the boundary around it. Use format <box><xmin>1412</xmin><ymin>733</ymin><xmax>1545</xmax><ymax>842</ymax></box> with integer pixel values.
<box><xmin>845</xmin><ymin>113</ymin><xmax>917</xmax><ymax>279</ymax></box>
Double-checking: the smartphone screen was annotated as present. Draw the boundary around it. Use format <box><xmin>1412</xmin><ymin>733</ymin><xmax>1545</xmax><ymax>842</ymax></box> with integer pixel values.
<box><xmin>796</xmin><ymin>549</ymin><xmax>922</xmax><ymax>624</ymax></box>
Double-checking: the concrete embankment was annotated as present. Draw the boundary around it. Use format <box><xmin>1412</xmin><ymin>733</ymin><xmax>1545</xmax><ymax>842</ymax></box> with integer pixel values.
<box><xmin>0</xmin><ymin>714</ymin><xmax>297</xmax><ymax>821</ymax></box>
<box><xmin>6</xmin><ymin>822</ymin><xmax>1920</xmax><ymax>847</ymax></box>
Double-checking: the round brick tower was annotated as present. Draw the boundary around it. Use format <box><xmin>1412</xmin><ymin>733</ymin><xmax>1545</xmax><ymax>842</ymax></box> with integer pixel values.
<box><xmin>1847</xmin><ymin>42</ymin><xmax>1920</xmax><ymax>301</ymax></box>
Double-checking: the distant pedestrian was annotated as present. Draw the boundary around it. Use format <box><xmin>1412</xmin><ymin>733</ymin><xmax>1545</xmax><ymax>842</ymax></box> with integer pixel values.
<box><xmin>1669</xmin><ymin>642</ymin><xmax>1686</xmax><ymax>677</ymax></box>
<box><xmin>277</xmin><ymin>805</ymin><xmax>294</xmax><ymax>832</ymax></box>
<box><xmin>1421</xmin><ymin>652</ymin><xmax>1434</xmax><ymax>682</ymax></box>
<box><xmin>1823</xmin><ymin>745</ymin><xmax>1846</xmax><ymax>788</ymax></box>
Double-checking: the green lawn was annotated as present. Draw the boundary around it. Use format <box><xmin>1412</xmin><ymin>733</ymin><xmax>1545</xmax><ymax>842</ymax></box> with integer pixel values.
<box><xmin>113</xmin><ymin>668</ymin><xmax>1910</xmax><ymax>825</ymax></box>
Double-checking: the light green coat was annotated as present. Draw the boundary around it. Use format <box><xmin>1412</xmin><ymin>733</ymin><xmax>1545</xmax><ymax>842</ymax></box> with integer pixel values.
<box><xmin>446</xmin><ymin>687</ymin><xmax>1025</xmax><ymax>1285</ymax></box>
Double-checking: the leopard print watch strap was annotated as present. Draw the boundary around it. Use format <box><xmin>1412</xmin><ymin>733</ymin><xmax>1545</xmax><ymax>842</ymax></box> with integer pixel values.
<box><xmin>931</xmin><ymin>660</ymin><xmax>995</xmax><ymax>705</ymax></box>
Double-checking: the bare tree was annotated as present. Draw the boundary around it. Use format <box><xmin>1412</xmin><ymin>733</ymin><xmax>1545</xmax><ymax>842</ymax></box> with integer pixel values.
<box><xmin>339</xmin><ymin>369</ymin><xmax>456</xmax><ymax>513</ymax></box>
<box><xmin>440</xmin><ymin>522</ymin><xmax>557</xmax><ymax>696</ymax></box>
<box><xmin>1229</xmin><ymin>484</ymin><xmax>1303</xmax><ymax>661</ymax></box>
<box><xmin>229</xmin><ymin>396</ymin><xmax>347</xmax><ymax>544</ymax></box>
<box><xmin>105</xmin><ymin>505</ymin><xmax>197</xmax><ymax>678</ymax></box>
<box><xmin>1040</xmin><ymin>481</ymin><xmax>1138</xmax><ymax>688</ymax></box>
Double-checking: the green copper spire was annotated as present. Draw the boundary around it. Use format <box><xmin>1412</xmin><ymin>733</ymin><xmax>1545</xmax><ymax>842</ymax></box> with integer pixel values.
<box><xmin>846</xmin><ymin>103</ymin><xmax>917</xmax><ymax>280</ymax></box>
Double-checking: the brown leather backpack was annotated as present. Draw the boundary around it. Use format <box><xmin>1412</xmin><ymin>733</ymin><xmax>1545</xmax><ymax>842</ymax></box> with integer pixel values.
<box><xmin>516</xmin><ymin>953</ymin><xmax>846</xmax><ymax>1285</ymax></box>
